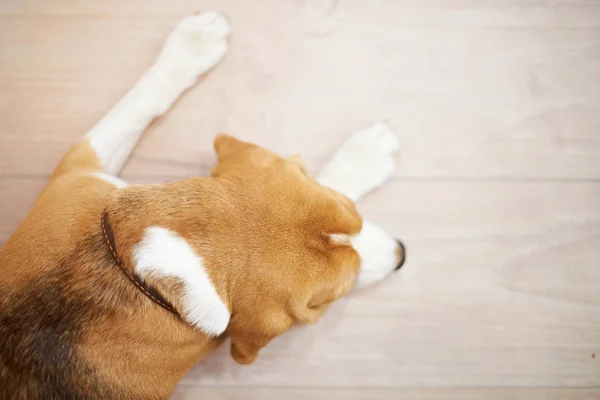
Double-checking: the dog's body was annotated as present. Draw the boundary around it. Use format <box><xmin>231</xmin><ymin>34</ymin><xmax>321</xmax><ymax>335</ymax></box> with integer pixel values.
<box><xmin>0</xmin><ymin>13</ymin><xmax>405</xmax><ymax>399</ymax></box>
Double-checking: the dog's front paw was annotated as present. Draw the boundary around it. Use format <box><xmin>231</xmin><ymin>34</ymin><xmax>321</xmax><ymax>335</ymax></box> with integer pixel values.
<box><xmin>317</xmin><ymin>122</ymin><xmax>399</xmax><ymax>201</ymax></box>
<box><xmin>159</xmin><ymin>12</ymin><xmax>230</xmax><ymax>77</ymax></box>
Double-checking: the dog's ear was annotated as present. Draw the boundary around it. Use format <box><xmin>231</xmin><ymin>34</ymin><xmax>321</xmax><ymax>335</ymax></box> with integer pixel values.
<box><xmin>230</xmin><ymin>332</ymin><xmax>275</xmax><ymax>365</ymax></box>
<box><xmin>288</xmin><ymin>154</ymin><xmax>308</xmax><ymax>175</ymax></box>
<box><xmin>228</xmin><ymin>311</ymin><xmax>294</xmax><ymax>365</ymax></box>
<box><xmin>212</xmin><ymin>134</ymin><xmax>280</xmax><ymax>178</ymax></box>
<box><xmin>228</xmin><ymin>289</ymin><xmax>338</xmax><ymax>365</ymax></box>
<box><xmin>212</xmin><ymin>134</ymin><xmax>245</xmax><ymax>177</ymax></box>
<box><xmin>213</xmin><ymin>133</ymin><xmax>245</xmax><ymax>160</ymax></box>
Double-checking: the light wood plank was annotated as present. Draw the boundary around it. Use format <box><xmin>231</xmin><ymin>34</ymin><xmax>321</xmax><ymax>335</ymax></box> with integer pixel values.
<box><xmin>172</xmin><ymin>387</ymin><xmax>600</xmax><ymax>400</ymax></box>
<box><xmin>0</xmin><ymin>0</ymin><xmax>599</xmax><ymax>179</ymax></box>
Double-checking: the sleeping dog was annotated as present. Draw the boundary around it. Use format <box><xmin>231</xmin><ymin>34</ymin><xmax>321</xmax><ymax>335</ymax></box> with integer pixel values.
<box><xmin>0</xmin><ymin>12</ymin><xmax>405</xmax><ymax>399</ymax></box>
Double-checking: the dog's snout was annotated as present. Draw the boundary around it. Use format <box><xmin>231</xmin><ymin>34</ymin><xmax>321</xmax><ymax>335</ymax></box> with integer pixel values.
<box><xmin>352</xmin><ymin>222</ymin><xmax>406</xmax><ymax>289</ymax></box>
<box><xmin>394</xmin><ymin>240</ymin><xmax>406</xmax><ymax>271</ymax></box>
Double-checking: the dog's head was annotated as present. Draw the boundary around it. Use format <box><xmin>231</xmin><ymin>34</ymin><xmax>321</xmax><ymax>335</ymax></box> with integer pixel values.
<box><xmin>107</xmin><ymin>135</ymin><xmax>404</xmax><ymax>365</ymax></box>
<box><xmin>209</xmin><ymin>135</ymin><xmax>405</xmax><ymax>364</ymax></box>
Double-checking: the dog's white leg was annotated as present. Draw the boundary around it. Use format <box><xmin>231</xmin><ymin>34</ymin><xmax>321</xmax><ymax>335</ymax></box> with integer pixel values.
<box><xmin>316</xmin><ymin>122</ymin><xmax>399</xmax><ymax>201</ymax></box>
<box><xmin>85</xmin><ymin>12</ymin><xmax>230</xmax><ymax>175</ymax></box>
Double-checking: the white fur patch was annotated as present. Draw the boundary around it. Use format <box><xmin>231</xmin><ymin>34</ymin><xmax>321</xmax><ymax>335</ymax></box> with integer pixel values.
<box><xmin>330</xmin><ymin>220</ymin><xmax>401</xmax><ymax>289</ymax></box>
<box><xmin>86</xmin><ymin>12</ymin><xmax>230</xmax><ymax>175</ymax></box>
<box><xmin>132</xmin><ymin>227</ymin><xmax>230</xmax><ymax>336</ymax></box>
<box><xmin>317</xmin><ymin>122</ymin><xmax>399</xmax><ymax>201</ymax></box>
<box><xmin>329</xmin><ymin>233</ymin><xmax>351</xmax><ymax>246</ymax></box>
<box><xmin>90</xmin><ymin>172</ymin><xmax>128</xmax><ymax>188</ymax></box>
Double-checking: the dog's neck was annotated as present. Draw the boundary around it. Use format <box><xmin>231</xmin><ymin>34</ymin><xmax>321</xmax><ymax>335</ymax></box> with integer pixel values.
<box><xmin>103</xmin><ymin>178</ymin><xmax>233</xmax><ymax>336</ymax></box>
<box><xmin>101</xmin><ymin>211</ymin><xmax>180</xmax><ymax>316</ymax></box>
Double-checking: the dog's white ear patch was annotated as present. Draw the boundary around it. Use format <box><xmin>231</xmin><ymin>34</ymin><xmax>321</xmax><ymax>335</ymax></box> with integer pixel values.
<box><xmin>132</xmin><ymin>227</ymin><xmax>230</xmax><ymax>336</ymax></box>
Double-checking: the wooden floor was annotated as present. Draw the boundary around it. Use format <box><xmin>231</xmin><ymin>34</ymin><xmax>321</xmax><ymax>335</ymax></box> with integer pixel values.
<box><xmin>1</xmin><ymin>1</ymin><xmax>599</xmax><ymax>398</ymax></box>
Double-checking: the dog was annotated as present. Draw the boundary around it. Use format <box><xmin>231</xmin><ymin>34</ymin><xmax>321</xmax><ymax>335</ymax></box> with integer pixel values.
<box><xmin>0</xmin><ymin>12</ymin><xmax>405</xmax><ymax>399</ymax></box>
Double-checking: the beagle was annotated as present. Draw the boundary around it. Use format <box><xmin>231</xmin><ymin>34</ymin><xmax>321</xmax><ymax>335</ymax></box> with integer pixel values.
<box><xmin>0</xmin><ymin>12</ymin><xmax>405</xmax><ymax>399</ymax></box>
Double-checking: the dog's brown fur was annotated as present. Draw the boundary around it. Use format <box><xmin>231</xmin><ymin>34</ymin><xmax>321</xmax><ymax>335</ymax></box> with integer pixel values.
<box><xmin>0</xmin><ymin>135</ymin><xmax>365</xmax><ymax>399</ymax></box>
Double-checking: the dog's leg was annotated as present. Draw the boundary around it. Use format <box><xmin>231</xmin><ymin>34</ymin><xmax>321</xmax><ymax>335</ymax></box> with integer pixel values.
<box><xmin>52</xmin><ymin>12</ymin><xmax>230</xmax><ymax>179</ymax></box>
<box><xmin>316</xmin><ymin>122</ymin><xmax>399</xmax><ymax>201</ymax></box>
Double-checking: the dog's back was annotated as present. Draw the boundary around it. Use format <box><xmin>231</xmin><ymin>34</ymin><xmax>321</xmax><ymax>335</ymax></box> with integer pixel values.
<box><xmin>0</xmin><ymin>243</ymin><xmax>123</xmax><ymax>399</ymax></box>
<box><xmin>0</xmin><ymin>175</ymin><xmax>135</xmax><ymax>399</ymax></box>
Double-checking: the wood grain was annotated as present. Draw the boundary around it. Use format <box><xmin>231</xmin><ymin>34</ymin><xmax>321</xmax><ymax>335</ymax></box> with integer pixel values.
<box><xmin>1</xmin><ymin>0</ymin><xmax>599</xmax><ymax>179</ymax></box>
<box><xmin>172</xmin><ymin>387</ymin><xmax>600</xmax><ymax>400</ymax></box>
<box><xmin>1</xmin><ymin>0</ymin><xmax>599</xmax><ymax>398</ymax></box>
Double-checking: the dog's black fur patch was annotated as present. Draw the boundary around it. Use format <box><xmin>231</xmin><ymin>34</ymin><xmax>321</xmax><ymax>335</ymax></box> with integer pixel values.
<box><xmin>0</xmin><ymin>232</ymin><xmax>142</xmax><ymax>399</ymax></box>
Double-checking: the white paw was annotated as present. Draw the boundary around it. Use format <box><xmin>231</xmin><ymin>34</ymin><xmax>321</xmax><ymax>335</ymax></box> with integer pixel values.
<box><xmin>159</xmin><ymin>12</ymin><xmax>230</xmax><ymax>77</ymax></box>
<box><xmin>317</xmin><ymin>122</ymin><xmax>399</xmax><ymax>201</ymax></box>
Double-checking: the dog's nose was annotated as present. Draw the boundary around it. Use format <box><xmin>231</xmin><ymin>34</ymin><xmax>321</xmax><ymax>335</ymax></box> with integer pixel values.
<box><xmin>394</xmin><ymin>240</ymin><xmax>406</xmax><ymax>271</ymax></box>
